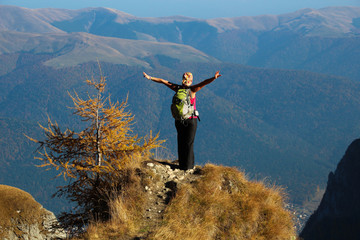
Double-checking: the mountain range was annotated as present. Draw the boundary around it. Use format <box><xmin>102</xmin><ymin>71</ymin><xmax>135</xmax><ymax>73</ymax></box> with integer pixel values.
<box><xmin>1</xmin><ymin>5</ymin><xmax>360</xmax><ymax>214</ymax></box>
<box><xmin>1</xmin><ymin>5</ymin><xmax>360</xmax><ymax>79</ymax></box>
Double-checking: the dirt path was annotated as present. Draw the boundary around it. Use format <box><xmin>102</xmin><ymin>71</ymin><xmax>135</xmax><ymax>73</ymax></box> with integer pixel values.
<box><xmin>136</xmin><ymin>160</ymin><xmax>202</xmax><ymax>239</ymax></box>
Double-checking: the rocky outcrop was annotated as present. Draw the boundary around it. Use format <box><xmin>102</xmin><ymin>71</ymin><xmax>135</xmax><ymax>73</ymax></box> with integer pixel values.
<box><xmin>134</xmin><ymin>161</ymin><xmax>296</xmax><ymax>239</ymax></box>
<box><xmin>0</xmin><ymin>185</ymin><xmax>66</xmax><ymax>240</ymax></box>
<box><xmin>6</xmin><ymin>209</ymin><xmax>66</xmax><ymax>240</ymax></box>
<box><xmin>300</xmin><ymin>139</ymin><xmax>360</xmax><ymax>240</ymax></box>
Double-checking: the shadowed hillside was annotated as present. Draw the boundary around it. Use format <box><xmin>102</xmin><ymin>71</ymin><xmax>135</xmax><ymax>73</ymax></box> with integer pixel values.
<box><xmin>300</xmin><ymin>139</ymin><xmax>360</xmax><ymax>239</ymax></box>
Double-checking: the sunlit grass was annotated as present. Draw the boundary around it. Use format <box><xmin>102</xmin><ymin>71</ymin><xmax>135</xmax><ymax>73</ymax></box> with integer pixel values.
<box><xmin>80</xmin><ymin>163</ymin><xmax>295</xmax><ymax>239</ymax></box>
<box><xmin>0</xmin><ymin>185</ymin><xmax>46</xmax><ymax>239</ymax></box>
<box><xmin>150</xmin><ymin>164</ymin><xmax>295</xmax><ymax>240</ymax></box>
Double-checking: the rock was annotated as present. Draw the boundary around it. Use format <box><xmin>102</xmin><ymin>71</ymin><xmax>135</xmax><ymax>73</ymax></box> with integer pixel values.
<box><xmin>140</xmin><ymin>160</ymin><xmax>202</xmax><ymax>229</ymax></box>
<box><xmin>300</xmin><ymin>139</ymin><xmax>360</xmax><ymax>240</ymax></box>
<box><xmin>0</xmin><ymin>185</ymin><xmax>66</xmax><ymax>240</ymax></box>
<box><xmin>147</xmin><ymin>163</ymin><xmax>155</xmax><ymax>168</ymax></box>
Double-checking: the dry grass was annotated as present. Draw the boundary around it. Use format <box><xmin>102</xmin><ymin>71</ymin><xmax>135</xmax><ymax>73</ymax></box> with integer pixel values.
<box><xmin>149</xmin><ymin>164</ymin><xmax>295</xmax><ymax>240</ymax></box>
<box><xmin>79</xmin><ymin>163</ymin><xmax>296</xmax><ymax>240</ymax></box>
<box><xmin>75</xmin><ymin>162</ymin><xmax>150</xmax><ymax>240</ymax></box>
<box><xmin>81</xmin><ymin>197</ymin><xmax>145</xmax><ymax>240</ymax></box>
<box><xmin>0</xmin><ymin>185</ymin><xmax>46</xmax><ymax>238</ymax></box>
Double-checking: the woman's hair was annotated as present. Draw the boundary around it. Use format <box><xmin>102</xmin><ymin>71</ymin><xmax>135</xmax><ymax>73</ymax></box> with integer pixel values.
<box><xmin>182</xmin><ymin>72</ymin><xmax>193</xmax><ymax>85</ymax></box>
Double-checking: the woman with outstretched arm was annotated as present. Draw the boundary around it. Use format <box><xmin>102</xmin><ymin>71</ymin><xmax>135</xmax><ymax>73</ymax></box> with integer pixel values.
<box><xmin>143</xmin><ymin>71</ymin><xmax>221</xmax><ymax>170</ymax></box>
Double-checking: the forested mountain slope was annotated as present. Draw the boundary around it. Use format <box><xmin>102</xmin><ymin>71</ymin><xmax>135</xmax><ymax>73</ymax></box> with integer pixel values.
<box><xmin>1</xmin><ymin>56</ymin><xmax>360</xmax><ymax>212</ymax></box>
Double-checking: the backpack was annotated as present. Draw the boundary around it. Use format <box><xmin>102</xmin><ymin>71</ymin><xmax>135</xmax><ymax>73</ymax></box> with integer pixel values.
<box><xmin>171</xmin><ymin>88</ymin><xmax>194</xmax><ymax>121</ymax></box>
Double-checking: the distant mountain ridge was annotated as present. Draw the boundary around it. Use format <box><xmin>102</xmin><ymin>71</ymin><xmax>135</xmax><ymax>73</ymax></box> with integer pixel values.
<box><xmin>0</xmin><ymin>6</ymin><xmax>220</xmax><ymax>68</ymax></box>
<box><xmin>0</xmin><ymin>31</ymin><xmax>219</xmax><ymax>68</ymax></box>
<box><xmin>1</xmin><ymin>5</ymin><xmax>360</xmax><ymax>79</ymax></box>
<box><xmin>1</xmin><ymin>6</ymin><xmax>359</xmax><ymax>36</ymax></box>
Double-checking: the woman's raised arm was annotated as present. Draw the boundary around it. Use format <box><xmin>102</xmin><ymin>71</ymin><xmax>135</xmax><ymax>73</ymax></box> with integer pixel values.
<box><xmin>191</xmin><ymin>71</ymin><xmax>221</xmax><ymax>93</ymax></box>
<box><xmin>143</xmin><ymin>72</ymin><xmax>177</xmax><ymax>91</ymax></box>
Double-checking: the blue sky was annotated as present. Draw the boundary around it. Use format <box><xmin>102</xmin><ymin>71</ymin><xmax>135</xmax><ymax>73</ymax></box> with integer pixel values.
<box><xmin>1</xmin><ymin>0</ymin><xmax>360</xmax><ymax>18</ymax></box>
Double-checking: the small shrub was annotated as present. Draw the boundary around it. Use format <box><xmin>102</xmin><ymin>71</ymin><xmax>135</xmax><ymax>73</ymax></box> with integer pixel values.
<box><xmin>29</xmin><ymin>72</ymin><xmax>163</xmax><ymax>233</ymax></box>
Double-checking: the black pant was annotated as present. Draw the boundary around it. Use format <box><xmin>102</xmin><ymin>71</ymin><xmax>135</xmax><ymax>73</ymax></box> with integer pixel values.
<box><xmin>175</xmin><ymin>118</ymin><xmax>197</xmax><ymax>170</ymax></box>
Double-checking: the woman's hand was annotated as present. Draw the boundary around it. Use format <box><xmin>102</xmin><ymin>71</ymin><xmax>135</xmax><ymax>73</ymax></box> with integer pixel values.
<box><xmin>214</xmin><ymin>71</ymin><xmax>222</xmax><ymax>79</ymax></box>
<box><xmin>143</xmin><ymin>72</ymin><xmax>151</xmax><ymax>80</ymax></box>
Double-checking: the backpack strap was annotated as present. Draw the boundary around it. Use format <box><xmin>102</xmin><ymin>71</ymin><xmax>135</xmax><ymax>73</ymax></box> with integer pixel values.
<box><xmin>171</xmin><ymin>83</ymin><xmax>190</xmax><ymax>91</ymax></box>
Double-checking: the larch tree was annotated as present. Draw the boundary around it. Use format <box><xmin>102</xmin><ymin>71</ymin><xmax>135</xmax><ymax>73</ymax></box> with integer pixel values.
<box><xmin>28</xmin><ymin>73</ymin><xmax>163</xmax><ymax>231</ymax></box>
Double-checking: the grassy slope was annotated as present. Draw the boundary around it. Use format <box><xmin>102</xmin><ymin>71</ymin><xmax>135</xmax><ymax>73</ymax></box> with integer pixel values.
<box><xmin>80</xmin><ymin>163</ymin><xmax>295</xmax><ymax>240</ymax></box>
<box><xmin>0</xmin><ymin>185</ymin><xmax>46</xmax><ymax>238</ymax></box>
<box><xmin>0</xmin><ymin>31</ymin><xmax>219</xmax><ymax>69</ymax></box>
